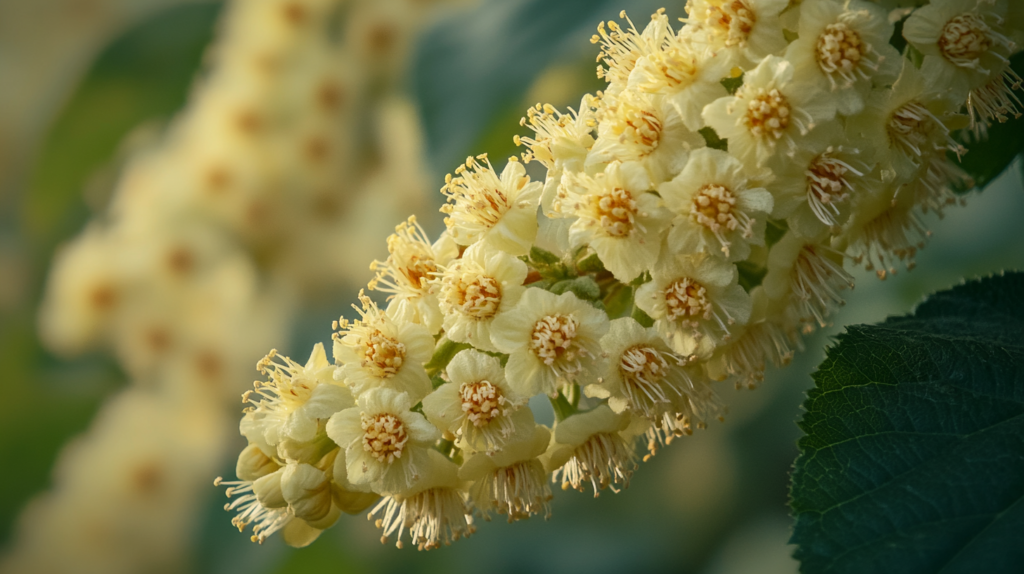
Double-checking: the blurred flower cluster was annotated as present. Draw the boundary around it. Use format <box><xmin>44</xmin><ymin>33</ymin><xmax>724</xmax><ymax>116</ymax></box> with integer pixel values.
<box><xmin>2</xmin><ymin>0</ymin><xmax>449</xmax><ymax>572</ymax></box>
<box><xmin>217</xmin><ymin>0</ymin><xmax>1024</xmax><ymax>553</ymax></box>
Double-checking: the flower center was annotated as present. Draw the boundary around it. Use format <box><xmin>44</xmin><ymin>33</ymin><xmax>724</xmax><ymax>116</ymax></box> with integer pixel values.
<box><xmin>939</xmin><ymin>14</ymin><xmax>991</xmax><ymax>63</ymax></box>
<box><xmin>362</xmin><ymin>329</ymin><xmax>406</xmax><ymax>378</ymax></box>
<box><xmin>361</xmin><ymin>413</ymin><xmax>408</xmax><ymax>464</ymax></box>
<box><xmin>691</xmin><ymin>184</ymin><xmax>739</xmax><ymax>233</ymax></box>
<box><xmin>704</xmin><ymin>0</ymin><xmax>755</xmax><ymax>46</ymax></box>
<box><xmin>816</xmin><ymin>23</ymin><xmax>863</xmax><ymax>76</ymax></box>
<box><xmin>664</xmin><ymin>278</ymin><xmax>712</xmax><ymax>322</ymax></box>
<box><xmin>887</xmin><ymin>102</ymin><xmax>934</xmax><ymax>157</ymax></box>
<box><xmin>459</xmin><ymin>380</ymin><xmax>507</xmax><ymax>427</ymax></box>
<box><xmin>401</xmin><ymin>255</ymin><xmax>437</xmax><ymax>289</ymax></box>
<box><xmin>806</xmin><ymin>150</ymin><xmax>855</xmax><ymax>225</ymax></box>
<box><xmin>609</xmin><ymin>99</ymin><xmax>662</xmax><ymax>157</ymax></box>
<box><xmin>744</xmin><ymin>88</ymin><xmax>791</xmax><ymax>140</ymax></box>
<box><xmin>593</xmin><ymin>187</ymin><xmax>638</xmax><ymax>237</ymax></box>
<box><xmin>530</xmin><ymin>314</ymin><xmax>581</xmax><ymax>365</ymax></box>
<box><xmin>619</xmin><ymin>345</ymin><xmax>670</xmax><ymax>386</ymax></box>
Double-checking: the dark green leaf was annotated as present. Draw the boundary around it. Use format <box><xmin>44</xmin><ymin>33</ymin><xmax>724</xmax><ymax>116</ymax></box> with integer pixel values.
<box><xmin>721</xmin><ymin>74</ymin><xmax>744</xmax><ymax>95</ymax></box>
<box><xmin>790</xmin><ymin>272</ymin><xmax>1024</xmax><ymax>574</ymax></box>
<box><xmin>766</xmin><ymin>219</ymin><xmax>788</xmax><ymax>247</ymax></box>
<box><xmin>736</xmin><ymin>261</ymin><xmax>767</xmax><ymax>291</ymax></box>
<box><xmin>699</xmin><ymin>126</ymin><xmax>728</xmax><ymax>151</ymax></box>
<box><xmin>955</xmin><ymin>53</ymin><xmax>1024</xmax><ymax>192</ymax></box>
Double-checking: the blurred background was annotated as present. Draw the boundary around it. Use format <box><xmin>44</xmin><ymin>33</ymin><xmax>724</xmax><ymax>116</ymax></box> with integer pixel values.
<box><xmin>0</xmin><ymin>1</ymin><xmax>1021</xmax><ymax>573</ymax></box>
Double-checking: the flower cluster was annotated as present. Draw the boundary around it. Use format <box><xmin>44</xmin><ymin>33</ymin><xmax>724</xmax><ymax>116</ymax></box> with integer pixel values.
<box><xmin>220</xmin><ymin>0</ymin><xmax>1023</xmax><ymax>550</ymax></box>
<box><xmin>4</xmin><ymin>1</ymin><xmax>449</xmax><ymax>573</ymax></box>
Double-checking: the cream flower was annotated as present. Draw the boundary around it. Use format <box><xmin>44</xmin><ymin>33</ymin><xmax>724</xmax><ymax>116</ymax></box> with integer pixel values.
<box><xmin>592</xmin><ymin>9</ymin><xmax>674</xmax><ymax>95</ymax></box>
<box><xmin>215</xmin><ymin>471</ymin><xmax>295</xmax><ymax>544</ymax></box>
<box><xmin>768</xmin><ymin>121</ymin><xmax>874</xmax><ymax>237</ymax></box>
<box><xmin>325</xmin><ymin>388</ymin><xmax>439</xmax><ymax>495</ymax></box>
<box><xmin>763</xmin><ymin>231</ymin><xmax>855</xmax><ymax>332</ymax></box>
<box><xmin>588</xmin><ymin>318</ymin><xmax>712</xmax><ymax>422</ymax></box>
<box><xmin>845</xmin><ymin>61</ymin><xmax>966</xmax><ymax>182</ymax></box>
<box><xmin>638</xmin><ymin>360</ymin><xmax>724</xmax><ymax>458</ymax></box>
<box><xmin>586</xmin><ymin>90</ymin><xmax>706</xmax><ymax>185</ymax></box>
<box><xmin>702</xmin><ymin>55</ymin><xmax>834</xmax><ymax>167</ymax></box>
<box><xmin>367</xmin><ymin>449</ymin><xmax>475</xmax><ymax>550</ymax></box>
<box><xmin>368</xmin><ymin>217</ymin><xmax>458</xmax><ymax>333</ymax></box>
<box><xmin>837</xmin><ymin>178</ymin><xmax>928</xmax><ymax>279</ymax></box>
<box><xmin>903</xmin><ymin>0</ymin><xmax>1017</xmax><ymax>105</ymax></box>
<box><xmin>490</xmin><ymin>289</ymin><xmax>610</xmax><ymax>397</ymax></box>
<box><xmin>441</xmin><ymin>155</ymin><xmax>542</xmax><ymax>256</ymax></box>
<box><xmin>660</xmin><ymin>147</ymin><xmax>774</xmax><ymax>261</ymax></box>
<box><xmin>421</xmin><ymin>349</ymin><xmax>532</xmax><ymax>453</ymax></box>
<box><xmin>554</xmin><ymin>161</ymin><xmax>671</xmax><ymax>282</ymax></box>
<box><xmin>683</xmin><ymin>0</ymin><xmax>789</xmax><ymax>66</ymax></box>
<box><xmin>517</xmin><ymin>95</ymin><xmax>598</xmax><ymax>172</ymax></box>
<box><xmin>239</xmin><ymin>343</ymin><xmax>354</xmax><ymax>456</ymax></box>
<box><xmin>627</xmin><ymin>16</ymin><xmax>731</xmax><ymax>130</ymax></box>
<box><xmin>635</xmin><ymin>253</ymin><xmax>752</xmax><ymax>357</ymax></box>
<box><xmin>517</xmin><ymin>95</ymin><xmax>599</xmax><ymax>214</ymax></box>
<box><xmin>435</xmin><ymin>244</ymin><xmax>528</xmax><ymax>353</ymax></box>
<box><xmin>459</xmin><ymin>424</ymin><xmax>553</xmax><ymax>521</ymax></box>
<box><xmin>784</xmin><ymin>0</ymin><xmax>900</xmax><ymax>116</ymax></box>
<box><xmin>706</xmin><ymin>287</ymin><xmax>795</xmax><ymax>390</ymax></box>
<box><xmin>545</xmin><ymin>405</ymin><xmax>636</xmax><ymax>495</ymax></box>
<box><xmin>332</xmin><ymin>292</ymin><xmax>433</xmax><ymax>403</ymax></box>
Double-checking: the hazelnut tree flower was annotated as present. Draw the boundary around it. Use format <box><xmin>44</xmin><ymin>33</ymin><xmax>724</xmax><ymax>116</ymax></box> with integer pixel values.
<box><xmin>209</xmin><ymin>0</ymin><xmax>1024</xmax><ymax>553</ymax></box>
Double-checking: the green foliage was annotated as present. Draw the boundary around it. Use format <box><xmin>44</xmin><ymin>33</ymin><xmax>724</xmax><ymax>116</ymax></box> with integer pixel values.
<box><xmin>23</xmin><ymin>3</ymin><xmax>221</xmax><ymax>246</ymax></box>
<box><xmin>424</xmin><ymin>337</ymin><xmax>471</xmax><ymax>377</ymax></box>
<box><xmin>550</xmin><ymin>276</ymin><xmax>601</xmax><ymax>302</ymax></box>
<box><xmin>699</xmin><ymin>126</ymin><xmax>728</xmax><ymax>151</ymax></box>
<box><xmin>720</xmin><ymin>74</ymin><xmax>744</xmax><ymax>95</ymax></box>
<box><xmin>955</xmin><ymin>52</ymin><xmax>1024</xmax><ymax>192</ymax></box>
<box><xmin>736</xmin><ymin>261</ymin><xmax>767</xmax><ymax>292</ymax></box>
<box><xmin>790</xmin><ymin>272</ymin><xmax>1024</xmax><ymax>574</ymax></box>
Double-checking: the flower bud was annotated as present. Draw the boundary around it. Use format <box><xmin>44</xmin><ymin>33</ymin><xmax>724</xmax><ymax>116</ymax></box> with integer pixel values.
<box><xmin>282</xmin><ymin>463</ymin><xmax>333</xmax><ymax>522</ymax></box>
<box><xmin>252</xmin><ymin>469</ymin><xmax>287</xmax><ymax>509</ymax></box>
<box><xmin>236</xmin><ymin>444</ymin><xmax>280</xmax><ymax>482</ymax></box>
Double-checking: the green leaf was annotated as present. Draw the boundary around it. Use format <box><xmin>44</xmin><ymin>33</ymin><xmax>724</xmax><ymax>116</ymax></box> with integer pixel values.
<box><xmin>424</xmin><ymin>337</ymin><xmax>471</xmax><ymax>376</ymax></box>
<box><xmin>23</xmin><ymin>3</ymin><xmax>221</xmax><ymax>245</ymax></box>
<box><xmin>631</xmin><ymin>305</ymin><xmax>654</xmax><ymax>328</ymax></box>
<box><xmin>955</xmin><ymin>53</ymin><xmax>1024</xmax><ymax>192</ymax></box>
<box><xmin>530</xmin><ymin>246</ymin><xmax>562</xmax><ymax>266</ymax></box>
<box><xmin>790</xmin><ymin>272</ymin><xmax>1024</xmax><ymax>574</ymax></box>
<box><xmin>699</xmin><ymin>126</ymin><xmax>728</xmax><ymax>151</ymax></box>
<box><xmin>549</xmin><ymin>276</ymin><xmax>601</xmax><ymax>302</ymax></box>
<box><xmin>603</xmin><ymin>283</ymin><xmax>633</xmax><ymax>319</ymax></box>
<box><xmin>721</xmin><ymin>73</ymin><xmax>744</xmax><ymax>95</ymax></box>
<box><xmin>766</xmin><ymin>219</ymin><xmax>788</xmax><ymax>247</ymax></box>
<box><xmin>577</xmin><ymin>252</ymin><xmax>606</xmax><ymax>273</ymax></box>
<box><xmin>736</xmin><ymin>261</ymin><xmax>767</xmax><ymax>292</ymax></box>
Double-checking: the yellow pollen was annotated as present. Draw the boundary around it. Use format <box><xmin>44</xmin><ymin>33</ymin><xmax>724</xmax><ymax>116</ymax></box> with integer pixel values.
<box><xmin>530</xmin><ymin>314</ymin><xmax>581</xmax><ymax>366</ymax></box>
<box><xmin>450</xmin><ymin>274</ymin><xmax>502</xmax><ymax>319</ymax></box>
<box><xmin>816</xmin><ymin>23</ymin><xmax>863</xmax><ymax>77</ymax></box>
<box><xmin>691</xmin><ymin>184</ymin><xmax>739</xmax><ymax>233</ymax></box>
<box><xmin>664</xmin><ymin>278</ymin><xmax>712</xmax><ymax>321</ymax></box>
<box><xmin>592</xmin><ymin>187</ymin><xmax>637</xmax><ymax>237</ymax></box>
<box><xmin>459</xmin><ymin>380</ymin><xmax>506</xmax><ymax>427</ymax></box>
<box><xmin>361</xmin><ymin>413</ymin><xmax>408</xmax><ymax>464</ymax></box>
<box><xmin>705</xmin><ymin>0</ymin><xmax>756</xmax><ymax>46</ymax></box>
<box><xmin>362</xmin><ymin>329</ymin><xmax>406</xmax><ymax>378</ymax></box>
<box><xmin>939</xmin><ymin>14</ymin><xmax>992</xmax><ymax>63</ymax></box>
<box><xmin>609</xmin><ymin>98</ymin><xmax>663</xmax><ymax>157</ymax></box>
<box><xmin>744</xmin><ymin>88</ymin><xmax>791</xmax><ymax>140</ymax></box>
